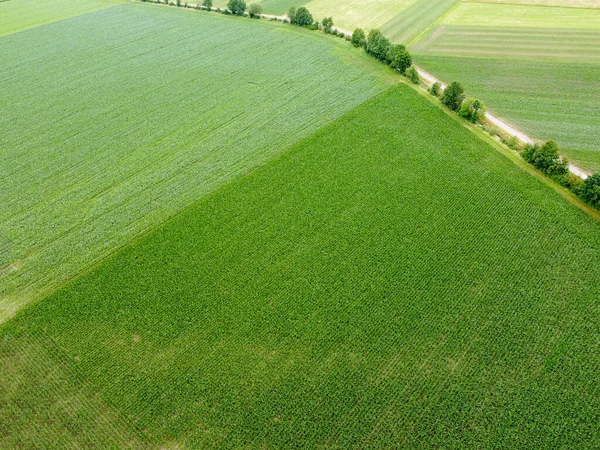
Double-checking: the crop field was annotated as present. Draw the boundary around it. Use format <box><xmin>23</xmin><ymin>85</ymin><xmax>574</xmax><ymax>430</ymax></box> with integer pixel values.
<box><xmin>0</xmin><ymin>0</ymin><xmax>125</xmax><ymax>36</ymax></box>
<box><xmin>411</xmin><ymin>0</ymin><xmax>600</xmax><ymax>172</ymax></box>
<box><xmin>0</xmin><ymin>2</ymin><xmax>394</xmax><ymax>322</ymax></box>
<box><xmin>303</xmin><ymin>0</ymin><xmax>417</xmax><ymax>32</ymax></box>
<box><xmin>413</xmin><ymin>26</ymin><xmax>600</xmax><ymax>60</ymax></box>
<box><xmin>2</xmin><ymin>84</ymin><xmax>600</xmax><ymax>448</ymax></box>
<box><xmin>466</xmin><ymin>0</ymin><xmax>600</xmax><ymax>7</ymax></box>
<box><xmin>443</xmin><ymin>1</ymin><xmax>600</xmax><ymax>28</ymax></box>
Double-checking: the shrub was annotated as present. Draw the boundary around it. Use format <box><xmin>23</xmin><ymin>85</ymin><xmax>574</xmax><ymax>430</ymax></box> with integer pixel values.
<box><xmin>322</xmin><ymin>17</ymin><xmax>333</xmax><ymax>33</ymax></box>
<box><xmin>227</xmin><ymin>0</ymin><xmax>246</xmax><ymax>15</ymax></box>
<box><xmin>406</xmin><ymin>66</ymin><xmax>419</xmax><ymax>85</ymax></box>
<box><xmin>248</xmin><ymin>2</ymin><xmax>262</xmax><ymax>17</ymax></box>
<box><xmin>203</xmin><ymin>0</ymin><xmax>213</xmax><ymax>9</ymax></box>
<box><xmin>459</xmin><ymin>98</ymin><xmax>486</xmax><ymax>124</ymax></box>
<box><xmin>441</xmin><ymin>81</ymin><xmax>465</xmax><ymax>112</ymax></box>
<box><xmin>429</xmin><ymin>82</ymin><xmax>441</xmax><ymax>97</ymax></box>
<box><xmin>294</xmin><ymin>7</ymin><xmax>313</xmax><ymax>26</ymax></box>
<box><xmin>288</xmin><ymin>6</ymin><xmax>296</xmax><ymax>24</ymax></box>
<box><xmin>351</xmin><ymin>28</ymin><xmax>366</xmax><ymax>48</ymax></box>
<box><xmin>506</xmin><ymin>136</ymin><xmax>519</xmax><ymax>150</ymax></box>
<box><xmin>366</xmin><ymin>29</ymin><xmax>390</xmax><ymax>63</ymax></box>
<box><xmin>577</xmin><ymin>174</ymin><xmax>600</xmax><ymax>209</ymax></box>
<box><xmin>386</xmin><ymin>44</ymin><xmax>411</xmax><ymax>73</ymax></box>
<box><xmin>522</xmin><ymin>140</ymin><xmax>569</xmax><ymax>183</ymax></box>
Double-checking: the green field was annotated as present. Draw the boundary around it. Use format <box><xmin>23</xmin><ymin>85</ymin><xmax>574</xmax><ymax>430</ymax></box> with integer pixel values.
<box><xmin>413</xmin><ymin>26</ymin><xmax>600</xmax><ymax>60</ymax></box>
<box><xmin>3</xmin><ymin>82</ymin><xmax>600</xmax><ymax>448</ymax></box>
<box><xmin>0</xmin><ymin>3</ymin><xmax>393</xmax><ymax>322</ymax></box>
<box><xmin>0</xmin><ymin>0</ymin><xmax>125</xmax><ymax>36</ymax></box>
<box><xmin>414</xmin><ymin>55</ymin><xmax>600</xmax><ymax>171</ymax></box>
<box><xmin>304</xmin><ymin>0</ymin><xmax>417</xmax><ymax>31</ymax></box>
<box><xmin>466</xmin><ymin>0</ymin><xmax>600</xmax><ymax>6</ymax></box>
<box><xmin>411</xmin><ymin>0</ymin><xmax>600</xmax><ymax>172</ymax></box>
<box><xmin>444</xmin><ymin>1</ymin><xmax>600</xmax><ymax>28</ymax></box>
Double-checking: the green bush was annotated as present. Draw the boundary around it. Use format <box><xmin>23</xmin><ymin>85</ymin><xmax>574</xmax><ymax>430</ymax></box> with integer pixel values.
<box><xmin>322</xmin><ymin>17</ymin><xmax>333</xmax><ymax>33</ymax></box>
<box><xmin>294</xmin><ymin>7</ymin><xmax>313</xmax><ymax>26</ymax></box>
<box><xmin>441</xmin><ymin>81</ymin><xmax>465</xmax><ymax>112</ymax></box>
<box><xmin>386</xmin><ymin>44</ymin><xmax>411</xmax><ymax>73</ymax></box>
<box><xmin>227</xmin><ymin>0</ymin><xmax>246</xmax><ymax>15</ymax></box>
<box><xmin>459</xmin><ymin>98</ymin><xmax>486</xmax><ymax>124</ymax></box>
<box><xmin>248</xmin><ymin>2</ymin><xmax>262</xmax><ymax>18</ymax></box>
<box><xmin>577</xmin><ymin>174</ymin><xmax>600</xmax><ymax>208</ymax></box>
<box><xmin>202</xmin><ymin>0</ymin><xmax>212</xmax><ymax>9</ymax></box>
<box><xmin>366</xmin><ymin>29</ymin><xmax>390</xmax><ymax>63</ymax></box>
<box><xmin>429</xmin><ymin>82</ymin><xmax>441</xmax><ymax>97</ymax></box>
<box><xmin>406</xmin><ymin>66</ymin><xmax>419</xmax><ymax>85</ymax></box>
<box><xmin>351</xmin><ymin>28</ymin><xmax>366</xmax><ymax>48</ymax></box>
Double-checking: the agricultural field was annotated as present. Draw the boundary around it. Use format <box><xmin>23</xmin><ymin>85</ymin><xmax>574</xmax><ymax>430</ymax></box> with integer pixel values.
<box><xmin>2</xmin><ymin>0</ymin><xmax>600</xmax><ymax>448</ymax></box>
<box><xmin>411</xmin><ymin>0</ymin><xmax>600</xmax><ymax>173</ymax></box>
<box><xmin>0</xmin><ymin>2</ymin><xmax>394</xmax><ymax>322</ymax></box>
<box><xmin>3</xmin><ymin>83</ymin><xmax>600</xmax><ymax>448</ymax></box>
<box><xmin>0</xmin><ymin>0</ymin><xmax>125</xmax><ymax>36</ymax></box>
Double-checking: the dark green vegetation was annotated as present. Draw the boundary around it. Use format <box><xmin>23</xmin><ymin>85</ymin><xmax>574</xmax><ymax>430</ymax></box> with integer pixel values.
<box><xmin>3</xmin><ymin>85</ymin><xmax>600</xmax><ymax>448</ymax></box>
<box><xmin>414</xmin><ymin>54</ymin><xmax>600</xmax><ymax>173</ymax></box>
<box><xmin>0</xmin><ymin>2</ymin><xmax>393</xmax><ymax>321</ymax></box>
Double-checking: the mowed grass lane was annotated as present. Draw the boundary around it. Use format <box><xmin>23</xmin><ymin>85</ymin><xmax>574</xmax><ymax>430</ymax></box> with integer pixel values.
<box><xmin>0</xmin><ymin>2</ymin><xmax>392</xmax><ymax>321</ymax></box>
<box><xmin>380</xmin><ymin>0</ymin><xmax>459</xmax><ymax>44</ymax></box>
<box><xmin>2</xmin><ymin>86</ymin><xmax>600</xmax><ymax>448</ymax></box>
<box><xmin>412</xmin><ymin>26</ymin><xmax>600</xmax><ymax>60</ymax></box>
<box><xmin>0</xmin><ymin>0</ymin><xmax>125</xmax><ymax>36</ymax></box>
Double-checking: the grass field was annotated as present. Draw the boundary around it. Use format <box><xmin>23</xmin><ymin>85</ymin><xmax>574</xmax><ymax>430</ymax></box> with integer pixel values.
<box><xmin>0</xmin><ymin>2</ymin><xmax>394</xmax><ymax>322</ymax></box>
<box><xmin>0</xmin><ymin>0</ymin><xmax>125</xmax><ymax>36</ymax></box>
<box><xmin>3</xmin><ymin>84</ymin><xmax>600</xmax><ymax>448</ymax></box>
<box><xmin>414</xmin><ymin>55</ymin><xmax>600</xmax><ymax>171</ymax></box>
<box><xmin>466</xmin><ymin>0</ymin><xmax>600</xmax><ymax>7</ymax></box>
<box><xmin>413</xmin><ymin>26</ymin><xmax>600</xmax><ymax>60</ymax></box>
<box><xmin>304</xmin><ymin>0</ymin><xmax>417</xmax><ymax>32</ymax></box>
<box><xmin>411</xmin><ymin>0</ymin><xmax>600</xmax><ymax>172</ymax></box>
<box><xmin>443</xmin><ymin>1</ymin><xmax>600</xmax><ymax>28</ymax></box>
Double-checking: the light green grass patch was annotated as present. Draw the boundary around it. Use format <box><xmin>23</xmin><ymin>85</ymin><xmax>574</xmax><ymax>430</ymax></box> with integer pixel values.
<box><xmin>0</xmin><ymin>2</ymin><xmax>393</xmax><ymax>322</ymax></box>
<box><xmin>2</xmin><ymin>85</ymin><xmax>600</xmax><ymax>448</ymax></box>
<box><xmin>304</xmin><ymin>0</ymin><xmax>417</xmax><ymax>31</ymax></box>
<box><xmin>465</xmin><ymin>0</ymin><xmax>600</xmax><ymax>8</ymax></box>
<box><xmin>380</xmin><ymin>0</ymin><xmax>459</xmax><ymax>44</ymax></box>
<box><xmin>412</xmin><ymin>25</ymin><xmax>600</xmax><ymax>60</ymax></box>
<box><xmin>414</xmin><ymin>53</ymin><xmax>600</xmax><ymax>171</ymax></box>
<box><xmin>442</xmin><ymin>2</ymin><xmax>600</xmax><ymax>29</ymax></box>
<box><xmin>0</xmin><ymin>0</ymin><xmax>125</xmax><ymax>36</ymax></box>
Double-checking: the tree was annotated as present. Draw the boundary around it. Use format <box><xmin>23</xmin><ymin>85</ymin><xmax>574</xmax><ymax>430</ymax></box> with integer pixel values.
<box><xmin>227</xmin><ymin>0</ymin><xmax>246</xmax><ymax>15</ymax></box>
<box><xmin>522</xmin><ymin>140</ymin><xmax>569</xmax><ymax>182</ymax></box>
<box><xmin>322</xmin><ymin>16</ymin><xmax>334</xmax><ymax>33</ymax></box>
<box><xmin>366</xmin><ymin>29</ymin><xmax>390</xmax><ymax>63</ymax></box>
<box><xmin>429</xmin><ymin>82</ymin><xmax>441</xmax><ymax>97</ymax></box>
<box><xmin>386</xmin><ymin>44</ymin><xmax>411</xmax><ymax>73</ymax></box>
<box><xmin>406</xmin><ymin>66</ymin><xmax>419</xmax><ymax>84</ymax></box>
<box><xmin>459</xmin><ymin>98</ymin><xmax>486</xmax><ymax>123</ymax></box>
<box><xmin>578</xmin><ymin>174</ymin><xmax>600</xmax><ymax>209</ymax></box>
<box><xmin>441</xmin><ymin>81</ymin><xmax>464</xmax><ymax>111</ymax></box>
<box><xmin>351</xmin><ymin>28</ymin><xmax>366</xmax><ymax>48</ymax></box>
<box><xmin>248</xmin><ymin>2</ymin><xmax>262</xmax><ymax>17</ymax></box>
<box><xmin>294</xmin><ymin>7</ymin><xmax>313</xmax><ymax>26</ymax></box>
<box><xmin>287</xmin><ymin>6</ymin><xmax>296</xmax><ymax>24</ymax></box>
<box><xmin>202</xmin><ymin>0</ymin><xmax>212</xmax><ymax>9</ymax></box>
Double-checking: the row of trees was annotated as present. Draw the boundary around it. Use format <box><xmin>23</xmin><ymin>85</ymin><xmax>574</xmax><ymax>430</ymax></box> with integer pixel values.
<box><xmin>348</xmin><ymin>28</ymin><xmax>414</xmax><ymax>78</ymax></box>
<box><xmin>522</xmin><ymin>140</ymin><xmax>600</xmax><ymax>210</ymax></box>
